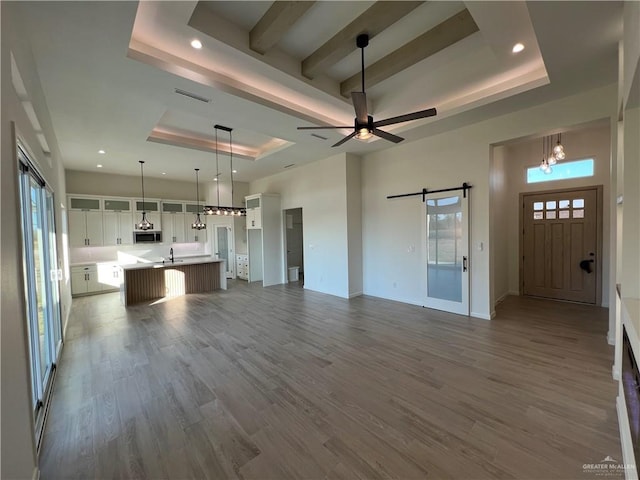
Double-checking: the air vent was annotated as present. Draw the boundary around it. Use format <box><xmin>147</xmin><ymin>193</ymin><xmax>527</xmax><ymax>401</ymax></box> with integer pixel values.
<box><xmin>284</xmin><ymin>164</ymin><xmax>295</xmax><ymax>169</ymax></box>
<box><xmin>174</xmin><ymin>88</ymin><xmax>211</xmax><ymax>103</ymax></box>
<box><xmin>310</xmin><ymin>133</ymin><xmax>328</xmax><ymax>140</ymax></box>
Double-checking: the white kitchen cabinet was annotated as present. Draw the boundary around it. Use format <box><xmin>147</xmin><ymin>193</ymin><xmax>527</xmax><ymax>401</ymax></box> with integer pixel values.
<box><xmin>162</xmin><ymin>201</ymin><xmax>187</xmax><ymax>244</ymax></box>
<box><xmin>245</xmin><ymin>196</ymin><xmax>262</xmax><ymax>229</ymax></box>
<box><xmin>68</xmin><ymin>210</ymin><xmax>104</xmax><ymax>247</ymax></box>
<box><xmin>236</xmin><ymin>254</ymin><xmax>248</xmax><ymax>280</ymax></box>
<box><xmin>183</xmin><ymin>215</ymin><xmax>206</xmax><ymax>244</ymax></box>
<box><xmin>103</xmin><ymin>199</ymin><xmax>133</xmax><ymax>245</ymax></box>
<box><xmin>71</xmin><ymin>265</ymin><xmax>103</xmax><ymax>295</ymax></box>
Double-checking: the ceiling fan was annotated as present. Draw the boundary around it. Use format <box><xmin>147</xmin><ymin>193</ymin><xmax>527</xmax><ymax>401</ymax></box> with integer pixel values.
<box><xmin>297</xmin><ymin>34</ymin><xmax>437</xmax><ymax>147</ymax></box>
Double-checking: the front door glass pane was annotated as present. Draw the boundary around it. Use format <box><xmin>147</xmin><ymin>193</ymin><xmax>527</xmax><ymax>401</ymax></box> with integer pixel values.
<box><xmin>217</xmin><ymin>227</ymin><xmax>229</xmax><ymax>272</ymax></box>
<box><xmin>426</xmin><ymin>195</ymin><xmax>462</xmax><ymax>302</ymax></box>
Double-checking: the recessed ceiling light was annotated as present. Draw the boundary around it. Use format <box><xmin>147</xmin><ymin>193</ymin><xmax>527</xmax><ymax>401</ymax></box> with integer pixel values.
<box><xmin>98</xmin><ymin>149</ymin><xmax>106</xmax><ymax>154</ymax></box>
<box><xmin>512</xmin><ymin>43</ymin><xmax>525</xmax><ymax>53</ymax></box>
<box><xmin>97</xmin><ymin>164</ymin><xmax>103</xmax><ymax>168</ymax></box>
<box><xmin>191</xmin><ymin>39</ymin><xmax>202</xmax><ymax>49</ymax></box>
<box><xmin>232</xmin><ymin>169</ymin><xmax>237</xmax><ymax>173</ymax></box>
<box><xmin>214</xmin><ymin>178</ymin><xmax>218</xmax><ymax>181</ymax></box>
<box><xmin>162</xmin><ymin>172</ymin><xmax>166</xmax><ymax>175</ymax></box>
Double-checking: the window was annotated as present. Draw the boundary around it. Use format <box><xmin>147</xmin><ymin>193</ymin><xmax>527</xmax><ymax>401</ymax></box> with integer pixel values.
<box><xmin>527</xmin><ymin>158</ymin><xmax>594</xmax><ymax>184</ymax></box>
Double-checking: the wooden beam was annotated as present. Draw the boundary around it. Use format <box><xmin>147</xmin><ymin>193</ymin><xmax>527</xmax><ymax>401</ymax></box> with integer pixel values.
<box><xmin>302</xmin><ymin>1</ymin><xmax>423</xmax><ymax>79</ymax></box>
<box><xmin>250</xmin><ymin>1</ymin><xmax>316</xmax><ymax>54</ymax></box>
<box><xmin>340</xmin><ymin>8</ymin><xmax>479</xmax><ymax>97</ymax></box>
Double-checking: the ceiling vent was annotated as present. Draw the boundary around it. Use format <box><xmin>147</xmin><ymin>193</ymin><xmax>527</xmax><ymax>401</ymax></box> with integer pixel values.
<box><xmin>310</xmin><ymin>133</ymin><xmax>328</xmax><ymax>140</ymax></box>
<box><xmin>174</xmin><ymin>88</ymin><xmax>211</xmax><ymax>103</ymax></box>
<box><xmin>284</xmin><ymin>163</ymin><xmax>295</xmax><ymax>169</ymax></box>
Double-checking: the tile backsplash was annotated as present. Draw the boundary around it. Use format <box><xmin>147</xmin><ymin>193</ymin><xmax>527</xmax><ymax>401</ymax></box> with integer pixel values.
<box><xmin>70</xmin><ymin>242</ymin><xmax>207</xmax><ymax>265</ymax></box>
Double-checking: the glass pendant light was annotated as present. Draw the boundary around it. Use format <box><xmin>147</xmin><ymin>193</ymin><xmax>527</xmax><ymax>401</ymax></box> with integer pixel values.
<box><xmin>191</xmin><ymin>168</ymin><xmax>206</xmax><ymax>230</ymax></box>
<box><xmin>553</xmin><ymin>133</ymin><xmax>565</xmax><ymax>160</ymax></box>
<box><xmin>136</xmin><ymin>160</ymin><xmax>154</xmax><ymax>230</ymax></box>
<box><xmin>539</xmin><ymin>137</ymin><xmax>552</xmax><ymax>174</ymax></box>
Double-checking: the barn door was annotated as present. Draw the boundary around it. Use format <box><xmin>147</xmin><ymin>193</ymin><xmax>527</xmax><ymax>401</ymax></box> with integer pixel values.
<box><xmin>522</xmin><ymin>187</ymin><xmax>601</xmax><ymax>304</ymax></box>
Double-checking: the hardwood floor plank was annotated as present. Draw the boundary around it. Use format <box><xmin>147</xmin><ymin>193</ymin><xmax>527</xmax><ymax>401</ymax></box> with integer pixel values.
<box><xmin>39</xmin><ymin>284</ymin><xmax>622</xmax><ymax>479</ymax></box>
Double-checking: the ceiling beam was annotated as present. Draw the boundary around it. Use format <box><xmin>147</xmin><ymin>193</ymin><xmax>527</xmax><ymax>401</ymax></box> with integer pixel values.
<box><xmin>250</xmin><ymin>1</ymin><xmax>316</xmax><ymax>54</ymax></box>
<box><xmin>340</xmin><ymin>8</ymin><xmax>479</xmax><ymax>97</ymax></box>
<box><xmin>302</xmin><ymin>1</ymin><xmax>423</xmax><ymax>80</ymax></box>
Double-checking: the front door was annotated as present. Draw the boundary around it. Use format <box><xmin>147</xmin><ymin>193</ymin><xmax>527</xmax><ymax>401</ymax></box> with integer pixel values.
<box><xmin>424</xmin><ymin>191</ymin><xmax>470</xmax><ymax>315</ymax></box>
<box><xmin>521</xmin><ymin>187</ymin><xmax>601</xmax><ymax>304</ymax></box>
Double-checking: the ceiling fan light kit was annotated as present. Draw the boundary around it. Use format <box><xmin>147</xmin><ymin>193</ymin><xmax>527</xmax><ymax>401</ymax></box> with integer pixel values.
<box><xmin>297</xmin><ymin>34</ymin><xmax>437</xmax><ymax>147</ymax></box>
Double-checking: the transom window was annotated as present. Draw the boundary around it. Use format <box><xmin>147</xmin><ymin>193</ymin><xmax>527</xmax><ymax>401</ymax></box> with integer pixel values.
<box><xmin>527</xmin><ymin>158</ymin><xmax>594</xmax><ymax>184</ymax></box>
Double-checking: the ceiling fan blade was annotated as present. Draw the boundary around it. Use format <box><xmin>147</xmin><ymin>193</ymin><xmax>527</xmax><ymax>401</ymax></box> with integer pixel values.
<box><xmin>373</xmin><ymin>107</ymin><xmax>437</xmax><ymax>128</ymax></box>
<box><xmin>372</xmin><ymin>128</ymin><xmax>404</xmax><ymax>144</ymax></box>
<box><xmin>332</xmin><ymin>132</ymin><xmax>357</xmax><ymax>147</ymax></box>
<box><xmin>351</xmin><ymin>92</ymin><xmax>368</xmax><ymax>124</ymax></box>
<box><xmin>297</xmin><ymin>126</ymin><xmax>353</xmax><ymax>130</ymax></box>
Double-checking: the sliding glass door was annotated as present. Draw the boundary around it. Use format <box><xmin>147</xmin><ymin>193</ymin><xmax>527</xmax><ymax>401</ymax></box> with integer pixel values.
<box><xmin>18</xmin><ymin>145</ymin><xmax>62</xmax><ymax>444</ymax></box>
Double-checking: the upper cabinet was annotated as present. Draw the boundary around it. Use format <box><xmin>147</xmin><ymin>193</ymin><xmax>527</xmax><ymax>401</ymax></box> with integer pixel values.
<box><xmin>103</xmin><ymin>198</ymin><xmax>133</xmax><ymax>245</ymax></box>
<box><xmin>245</xmin><ymin>195</ymin><xmax>262</xmax><ymax>229</ymax></box>
<box><xmin>68</xmin><ymin>196</ymin><xmax>103</xmax><ymax>247</ymax></box>
<box><xmin>162</xmin><ymin>201</ymin><xmax>186</xmax><ymax>243</ymax></box>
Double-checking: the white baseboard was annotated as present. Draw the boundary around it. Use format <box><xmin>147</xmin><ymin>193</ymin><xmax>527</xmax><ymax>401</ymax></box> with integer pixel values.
<box><xmin>348</xmin><ymin>291</ymin><xmax>363</xmax><ymax>299</ymax></box>
<box><xmin>608</xmin><ymin>330</ymin><xmax>616</xmax><ymax>346</ymax></box>
<box><xmin>471</xmin><ymin>311</ymin><xmax>491</xmax><ymax>320</ymax></box>
<box><xmin>616</xmin><ymin>394</ymin><xmax>639</xmax><ymax>479</ymax></box>
<box><xmin>490</xmin><ymin>310</ymin><xmax>497</xmax><ymax>319</ymax></box>
<box><xmin>32</xmin><ymin>467</ymin><xmax>40</xmax><ymax>480</ymax></box>
<box><xmin>612</xmin><ymin>364</ymin><xmax>620</xmax><ymax>380</ymax></box>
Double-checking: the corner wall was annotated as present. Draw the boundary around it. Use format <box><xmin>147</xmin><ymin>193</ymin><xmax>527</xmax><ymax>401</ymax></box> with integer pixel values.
<box><xmin>249</xmin><ymin>153</ymin><xmax>352</xmax><ymax>298</ymax></box>
<box><xmin>2</xmin><ymin>3</ymin><xmax>70</xmax><ymax>477</ymax></box>
<box><xmin>361</xmin><ymin>83</ymin><xmax>616</xmax><ymax>319</ymax></box>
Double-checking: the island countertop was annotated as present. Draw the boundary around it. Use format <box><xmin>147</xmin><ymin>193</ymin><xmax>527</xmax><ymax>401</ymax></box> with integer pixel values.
<box><xmin>120</xmin><ymin>256</ymin><xmax>224</xmax><ymax>271</ymax></box>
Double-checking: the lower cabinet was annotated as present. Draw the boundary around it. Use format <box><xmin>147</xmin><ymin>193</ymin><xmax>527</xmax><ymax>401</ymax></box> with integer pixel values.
<box><xmin>71</xmin><ymin>264</ymin><xmax>120</xmax><ymax>296</ymax></box>
<box><xmin>71</xmin><ymin>265</ymin><xmax>101</xmax><ymax>296</ymax></box>
<box><xmin>236</xmin><ymin>254</ymin><xmax>249</xmax><ymax>280</ymax></box>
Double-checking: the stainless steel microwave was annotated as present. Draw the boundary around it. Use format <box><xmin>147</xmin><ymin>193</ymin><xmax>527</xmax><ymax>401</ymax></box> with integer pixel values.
<box><xmin>133</xmin><ymin>231</ymin><xmax>162</xmax><ymax>244</ymax></box>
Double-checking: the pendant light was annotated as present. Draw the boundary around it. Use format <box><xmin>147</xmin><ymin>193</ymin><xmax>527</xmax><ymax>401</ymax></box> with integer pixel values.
<box><xmin>136</xmin><ymin>160</ymin><xmax>154</xmax><ymax>230</ymax></box>
<box><xmin>553</xmin><ymin>133</ymin><xmax>565</xmax><ymax>160</ymax></box>
<box><xmin>539</xmin><ymin>137</ymin><xmax>552</xmax><ymax>174</ymax></box>
<box><xmin>204</xmin><ymin>124</ymin><xmax>246</xmax><ymax>216</ymax></box>
<box><xmin>191</xmin><ymin>168</ymin><xmax>206</xmax><ymax>230</ymax></box>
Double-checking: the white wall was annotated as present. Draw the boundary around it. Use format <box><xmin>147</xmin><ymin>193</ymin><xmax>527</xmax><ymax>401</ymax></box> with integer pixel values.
<box><xmin>361</xmin><ymin>83</ymin><xmax>616</xmax><ymax>319</ymax></box>
<box><xmin>249</xmin><ymin>153</ymin><xmax>352</xmax><ymax>298</ymax></box>
<box><xmin>499</xmin><ymin>123</ymin><xmax>612</xmax><ymax>306</ymax></box>
<box><xmin>1</xmin><ymin>3</ymin><xmax>70</xmax><ymax>477</ymax></box>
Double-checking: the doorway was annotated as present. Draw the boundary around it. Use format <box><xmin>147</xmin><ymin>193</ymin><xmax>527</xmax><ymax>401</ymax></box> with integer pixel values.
<box><xmin>209</xmin><ymin>219</ymin><xmax>234</xmax><ymax>279</ymax></box>
<box><xmin>284</xmin><ymin>208</ymin><xmax>304</xmax><ymax>284</ymax></box>
<box><xmin>520</xmin><ymin>186</ymin><xmax>602</xmax><ymax>304</ymax></box>
<box><xmin>424</xmin><ymin>191</ymin><xmax>470</xmax><ymax>315</ymax></box>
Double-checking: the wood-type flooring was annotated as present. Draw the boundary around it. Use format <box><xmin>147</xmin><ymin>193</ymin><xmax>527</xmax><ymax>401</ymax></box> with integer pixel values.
<box><xmin>39</xmin><ymin>281</ymin><xmax>622</xmax><ymax>479</ymax></box>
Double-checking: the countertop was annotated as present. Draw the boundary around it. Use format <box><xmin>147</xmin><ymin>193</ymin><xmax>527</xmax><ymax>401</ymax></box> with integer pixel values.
<box><xmin>121</xmin><ymin>256</ymin><xmax>224</xmax><ymax>271</ymax></box>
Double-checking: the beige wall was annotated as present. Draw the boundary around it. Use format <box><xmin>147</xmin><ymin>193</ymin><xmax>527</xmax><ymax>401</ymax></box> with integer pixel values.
<box><xmin>498</xmin><ymin>123</ymin><xmax>612</xmax><ymax>306</ymax></box>
<box><xmin>66</xmin><ymin>169</ymin><xmax>204</xmax><ymax>200</ymax></box>
<box><xmin>490</xmin><ymin>145</ymin><xmax>509</xmax><ymax>309</ymax></box>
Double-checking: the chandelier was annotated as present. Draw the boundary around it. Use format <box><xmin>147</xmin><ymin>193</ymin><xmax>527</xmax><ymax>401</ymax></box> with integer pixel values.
<box><xmin>539</xmin><ymin>133</ymin><xmax>565</xmax><ymax>174</ymax></box>
<box><xmin>136</xmin><ymin>160</ymin><xmax>154</xmax><ymax>230</ymax></box>
<box><xmin>204</xmin><ymin>125</ymin><xmax>246</xmax><ymax>216</ymax></box>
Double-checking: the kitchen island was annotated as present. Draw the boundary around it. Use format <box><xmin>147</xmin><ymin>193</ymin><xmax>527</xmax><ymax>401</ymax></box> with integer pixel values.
<box><xmin>120</xmin><ymin>257</ymin><xmax>226</xmax><ymax>306</ymax></box>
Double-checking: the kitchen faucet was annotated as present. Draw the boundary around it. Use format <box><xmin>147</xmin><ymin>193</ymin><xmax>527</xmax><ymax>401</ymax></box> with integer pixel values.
<box><xmin>169</xmin><ymin>247</ymin><xmax>174</xmax><ymax>263</ymax></box>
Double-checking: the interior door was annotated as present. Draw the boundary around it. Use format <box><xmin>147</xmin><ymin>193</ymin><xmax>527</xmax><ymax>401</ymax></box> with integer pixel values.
<box><xmin>424</xmin><ymin>191</ymin><xmax>469</xmax><ymax>315</ymax></box>
<box><xmin>522</xmin><ymin>187</ymin><xmax>599</xmax><ymax>303</ymax></box>
<box><xmin>214</xmin><ymin>225</ymin><xmax>234</xmax><ymax>278</ymax></box>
